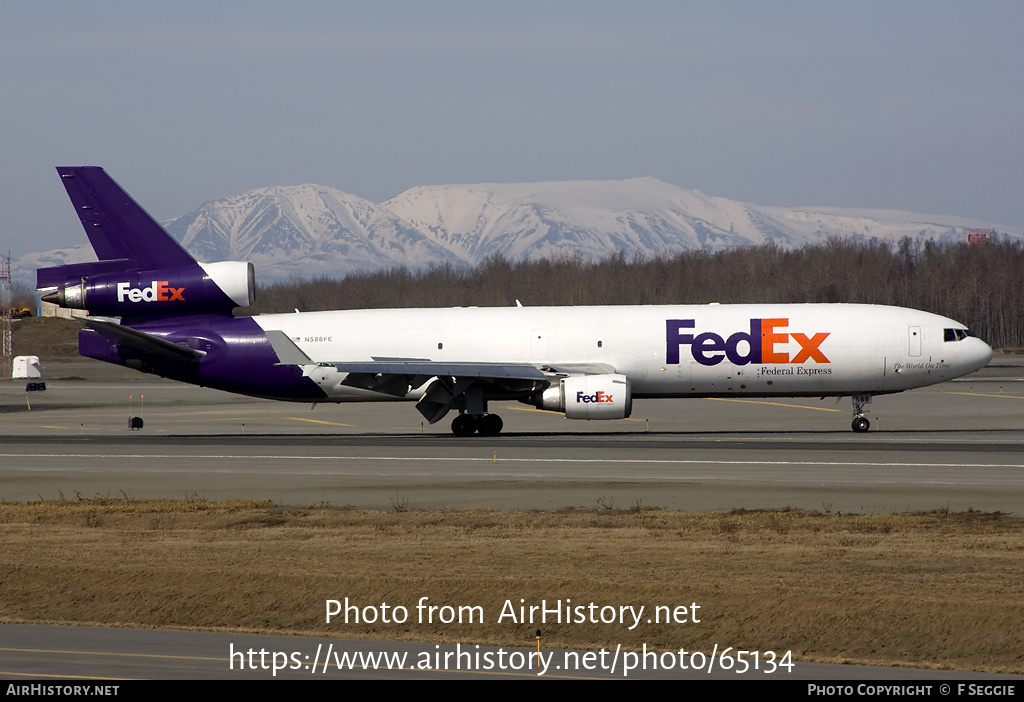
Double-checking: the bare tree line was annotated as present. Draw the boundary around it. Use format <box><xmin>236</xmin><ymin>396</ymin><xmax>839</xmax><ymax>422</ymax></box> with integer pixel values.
<box><xmin>242</xmin><ymin>236</ymin><xmax>1024</xmax><ymax>349</ymax></box>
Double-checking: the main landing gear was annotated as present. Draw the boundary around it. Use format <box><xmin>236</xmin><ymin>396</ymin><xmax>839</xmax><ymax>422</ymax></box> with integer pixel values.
<box><xmin>451</xmin><ymin>412</ymin><xmax>504</xmax><ymax>437</ymax></box>
<box><xmin>851</xmin><ymin>395</ymin><xmax>871</xmax><ymax>433</ymax></box>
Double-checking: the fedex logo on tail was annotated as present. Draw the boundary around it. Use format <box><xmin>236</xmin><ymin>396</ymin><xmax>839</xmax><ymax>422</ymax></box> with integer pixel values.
<box><xmin>666</xmin><ymin>318</ymin><xmax>830</xmax><ymax>366</ymax></box>
<box><xmin>116</xmin><ymin>281</ymin><xmax>186</xmax><ymax>303</ymax></box>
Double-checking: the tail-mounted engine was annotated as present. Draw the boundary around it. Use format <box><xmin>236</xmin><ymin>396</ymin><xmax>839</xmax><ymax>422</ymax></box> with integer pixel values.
<box><xmin>40</xmin><ymin>261</ymin><xmax>255</xmax><ymax>318</ymax></box>
<box><xmin>528</xmin><ymin>373</ymin><xmax>632</xmax><ymax>420</ymax></box>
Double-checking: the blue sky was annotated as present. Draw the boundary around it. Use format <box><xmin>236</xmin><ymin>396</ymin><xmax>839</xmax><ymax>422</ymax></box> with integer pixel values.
<box><xmin>2</xmin><ymin>1</ymin><xmax>1022</xmax><ymax>258</ymax></box>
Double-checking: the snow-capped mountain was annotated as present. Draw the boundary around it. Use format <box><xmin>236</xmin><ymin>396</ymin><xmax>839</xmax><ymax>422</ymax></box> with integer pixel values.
<box><xmin>163</xmin><ymin>184</ymin><xmax>459</xmax><ymax>280</ymax></box>
<box><xmin>383</xmin><ymin>178</ymin><xmax>763</xmax><ymax>261</ymax></box>
<box><xmin>19</xmin><ymin>178</ymin><xmax>1023</xmax><ymax>283</ymax></box>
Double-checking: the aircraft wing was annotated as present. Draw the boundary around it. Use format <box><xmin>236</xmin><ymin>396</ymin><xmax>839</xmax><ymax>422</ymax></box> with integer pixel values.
<box><xmin>329</xmin><ymin>359</ymin><xmax>548</xmax><ymax>380</ymax></box>
<box><xmin>264</xmin><ymin>329</ymin><xmax>619</xmax><ymax>421</ymax></box>
<box><xmin>539</xmin><ymin>362</ymin><xmax>617</xmax><ymax>375</ymax></box>
<box><xmin>325</xmin><ymin>359</ymin><xmax>549</xmax><ymax>407</ymax></box>
<box><xmin>266</xmin><ymin>330</ymin><xmax>548</xmax><ymax>382</ymax></box>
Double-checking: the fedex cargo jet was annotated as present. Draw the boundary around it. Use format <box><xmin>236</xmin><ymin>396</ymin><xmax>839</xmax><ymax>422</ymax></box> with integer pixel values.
<box><xmin>38</xmin><ymin>167</ymin><xmax>993</xmax><ymax>435</ymax></box>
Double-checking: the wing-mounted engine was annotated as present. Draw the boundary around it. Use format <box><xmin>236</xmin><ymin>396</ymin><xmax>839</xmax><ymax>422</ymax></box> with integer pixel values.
<box><xmin>528</xmin><ymin>373</ymin><xmax>633</xmax><ymax>420</ymax></box>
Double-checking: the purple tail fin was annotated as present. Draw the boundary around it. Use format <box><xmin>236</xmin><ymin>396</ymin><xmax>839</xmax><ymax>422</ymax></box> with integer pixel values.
<box><xmin>38</xmin><ymin>167</ymin><xmax>254</xmax><ymax>321</ymax></box>
<box><xmin>57</xmin><ymin>166</ymin><xmax>196</xmax><ymax>267</ymax></box>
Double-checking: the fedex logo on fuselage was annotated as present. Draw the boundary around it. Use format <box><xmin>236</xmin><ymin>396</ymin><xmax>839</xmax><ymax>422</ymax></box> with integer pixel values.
<box><xmin>116</xmin><ymin>281</ymin><xmax>185</xmax><ymax>303</ymax></box>
<box><xmin>666</xmin><ymin>318</ymin><xmax>830</xmax><ymax>367</ymax></box>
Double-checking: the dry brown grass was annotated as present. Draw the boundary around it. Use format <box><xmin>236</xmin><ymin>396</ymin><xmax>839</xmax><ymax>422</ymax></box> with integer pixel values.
<box><xmin>11</xmin><ymin>316</ymin><xmax>82</xmax><ymax>360</ymax></box>
<box><xmin>1</xmin><ymin>498</ymin><xmax>1022</xmax><ymax>673</ymax></box>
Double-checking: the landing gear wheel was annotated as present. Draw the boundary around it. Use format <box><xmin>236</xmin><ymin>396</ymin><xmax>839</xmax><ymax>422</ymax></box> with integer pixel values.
<box><xmin>451</xmin><ymin>414</ymin><xmax>479</xmax><ymax>436</ymax></box>
<box><xmin>477</xmin><ymin>414</ymin><xmax>503</xmax><ymax>436</ymax></box>
<box><xmin>850</xmin><ymin>395</ymin><xmax>872</xmax><ymax>434</ymax></box>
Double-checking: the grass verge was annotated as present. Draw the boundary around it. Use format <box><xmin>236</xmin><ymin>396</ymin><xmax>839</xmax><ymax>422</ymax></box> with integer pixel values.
<box><xmin>1</xmin><ymin>498</ymin><xmax>1022</xmax><ymax>673</ymax></box>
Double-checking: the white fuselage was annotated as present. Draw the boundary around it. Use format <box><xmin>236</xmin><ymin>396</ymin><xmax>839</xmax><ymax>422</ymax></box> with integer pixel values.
<box><xmin>250</xmin><ymin>303</ymin><xmax>993</xmax><ymax>402</ymax></box>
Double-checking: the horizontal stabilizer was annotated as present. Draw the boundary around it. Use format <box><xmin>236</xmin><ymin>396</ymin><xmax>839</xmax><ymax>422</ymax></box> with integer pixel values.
<box><xmin>82</xmin><ymin>318</ymin><xmax>206</xmax><ymax>361</ymax></box>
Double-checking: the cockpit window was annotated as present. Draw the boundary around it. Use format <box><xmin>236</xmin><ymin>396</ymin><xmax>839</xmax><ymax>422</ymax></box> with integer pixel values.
<box><xmin>944</xmin><ymin>328</ymin><xmax>972</xmax><ymax>342</ymax></box>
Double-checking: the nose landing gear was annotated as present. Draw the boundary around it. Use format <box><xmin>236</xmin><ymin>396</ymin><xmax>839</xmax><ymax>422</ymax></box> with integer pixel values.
<box><xmin>851</xmin><ymin>395</ymin><xmax>872</xmax><ymax>433</ymax></box>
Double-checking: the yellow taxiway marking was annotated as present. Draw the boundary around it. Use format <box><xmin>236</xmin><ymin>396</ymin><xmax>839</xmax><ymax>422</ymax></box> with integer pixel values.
<box><xmin>144</xmin><ymin>416</ymin><xmax>267</xmax><ymax>423</ymax></box>
<box><xmin>0</xmin><ymin>645</ymin><xmax>603</xmax><ymax>681</ymax></box>
<box><xmin>287</xmin><ymin>417</ymin><xmax>354</xmax><ymax>427</ymax></box>
<box><xmin>507</xmin><ymin>406</ymin><xmax>562</xmax><ymax>415</ymax></box>
<box><xmin>704</xmin><ymin>398</ymin><xmax>843</xmax><ymax>413</ymax></box>
<box><xmin>506</xmin><ymin>406</ymin><xmax>644</xmax><ymax>420</ymax></box>
<box><xmin>0</xmin><ymin>645</ymin><xmax>217</xmax><ymax>664</ymax></box>
<box><xmin>0</xmin><ymin>644</ymin><xmax>212</xmax><ymax>680</ymax></box>
<box><xmin>945</xmin><ymin>391</ymin><xmax>1024</xmax><ymax>400</ymax></box>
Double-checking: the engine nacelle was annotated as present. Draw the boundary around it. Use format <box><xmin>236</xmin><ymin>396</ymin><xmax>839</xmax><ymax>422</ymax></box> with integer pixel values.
<box><xmin>533</xmin><ymin>374</ymin><xmax>632</xmax><ymax>420</ymax></box>
<box><xmin>41</xmin><ymin>261</ymin><xmax>255</xmax><ymax>318</ymax></box>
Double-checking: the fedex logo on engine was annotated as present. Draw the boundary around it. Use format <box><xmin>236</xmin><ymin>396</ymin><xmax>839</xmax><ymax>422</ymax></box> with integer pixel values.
<box><xmin>576</xmin><ymin>391</ymin><xmax>614</xmax><ymax>404</ymax></box>
<box><xmin>116</xmin><ymin>281</ymin><xmax>186</xmax><ymax>303</ymax></box>
<box><xmin>666</xmin><ymin>318</ymin><xmax>830</xmax><ymax>366</ymax></box>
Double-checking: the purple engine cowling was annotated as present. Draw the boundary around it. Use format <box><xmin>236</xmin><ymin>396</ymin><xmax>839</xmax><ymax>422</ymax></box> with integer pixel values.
<box><xmin>41</xmin><ymin>262</ymin><xmax>254</xmax><ymax>320</ymax></box>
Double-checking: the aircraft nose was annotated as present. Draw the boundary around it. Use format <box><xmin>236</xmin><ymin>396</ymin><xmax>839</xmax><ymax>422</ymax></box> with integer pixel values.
<box><xmin>970</xmin><ymin>337</ymin><xmax>994</xmax><ymax>371</ymax></box>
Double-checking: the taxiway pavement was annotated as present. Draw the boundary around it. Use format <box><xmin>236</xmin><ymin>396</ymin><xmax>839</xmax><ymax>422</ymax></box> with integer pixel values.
<box><xmin>3</xmin><ymin>359</ymin><xmax>1024</xmax><ymax>515</ymax></box>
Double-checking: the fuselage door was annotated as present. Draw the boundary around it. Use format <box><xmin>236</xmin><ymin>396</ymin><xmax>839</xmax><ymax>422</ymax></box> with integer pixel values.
<box><xmin>908</xmin><ymin>326</ymin><xmax>922</xmax><ymax>357</ymax></box>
